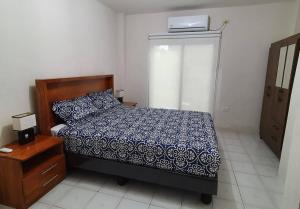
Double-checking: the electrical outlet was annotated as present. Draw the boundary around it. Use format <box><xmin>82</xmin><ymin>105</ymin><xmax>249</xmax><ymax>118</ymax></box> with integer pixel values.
<box><xmin>222</xmin><ymin>106</ymin><xmax>230</xmax><ymax>112</ymax></box>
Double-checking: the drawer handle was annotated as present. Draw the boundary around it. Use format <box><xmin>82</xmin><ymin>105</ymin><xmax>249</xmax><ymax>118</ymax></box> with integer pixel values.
<box><xmin>43</xmin><ymin>175</ymin><xmax>58</xmax><ymax>187</ymax></box>
<box><xmin>272</xmin><ymin>125</ymin><xmax>279</xmax><ymax>130</ymax></box>
<box><xmin>41</xmin><ymin>163</ymin><xmax>58</xmax><ymax>175</ymax></box>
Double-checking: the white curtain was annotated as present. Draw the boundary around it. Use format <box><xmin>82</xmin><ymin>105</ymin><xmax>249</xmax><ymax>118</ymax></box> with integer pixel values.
<box><xmin>148</xmin><ymin>34</ymin><xmax>221</xmax><ymax>114</ymax></box>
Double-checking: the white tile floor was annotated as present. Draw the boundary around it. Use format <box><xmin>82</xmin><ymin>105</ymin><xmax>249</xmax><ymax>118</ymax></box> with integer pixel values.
<box><xmin>0</xmin><ymin>130</ymin><xmax>284</xmax><ymax>209</ymax></box>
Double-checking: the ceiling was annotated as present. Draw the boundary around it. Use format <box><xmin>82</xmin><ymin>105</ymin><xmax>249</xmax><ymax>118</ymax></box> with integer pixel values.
<box><xmin>99</xmin><ymin>0</ymin><xmax>293</xmax><ymax>14</ymax></box>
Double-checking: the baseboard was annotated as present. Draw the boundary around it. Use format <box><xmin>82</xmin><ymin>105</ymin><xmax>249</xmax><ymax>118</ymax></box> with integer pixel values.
<box><xmin>215</xmin><ymin>125</ymin><xmax>258</xmax><ymax>135</ymax></box>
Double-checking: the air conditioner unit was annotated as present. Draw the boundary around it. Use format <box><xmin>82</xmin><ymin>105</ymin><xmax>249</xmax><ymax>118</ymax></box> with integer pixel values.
<box><xmin>168</xmin><ymin>15</ymin><xmax>210</xmax><ymax>33</ymax></box>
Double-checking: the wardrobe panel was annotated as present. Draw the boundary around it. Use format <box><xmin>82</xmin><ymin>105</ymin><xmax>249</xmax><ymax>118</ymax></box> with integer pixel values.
<box><xmin>260</xmin><ymin>46</ymin><xmax>277</xmax><ymax>140</ymax></box>
<box><xmin>271</xmin><ymin>88</ymin><xmax>290</xmax><ymax>126</ymax></box>
<box><xmin>282</xmin><ymin>44</ymin><xmax>296</xmax><ymax>89</ymax></box>
<box><xmin>275</xmin><ymin>46</ymin><xmax>287</xmax><ymax>87</ymax></box>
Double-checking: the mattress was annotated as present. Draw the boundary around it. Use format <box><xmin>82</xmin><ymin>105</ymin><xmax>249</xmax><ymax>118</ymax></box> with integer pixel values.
<box><xmin>58</xmin><ymin>105</ymin><xmax>221</xmax><ymax>178</ymax></box>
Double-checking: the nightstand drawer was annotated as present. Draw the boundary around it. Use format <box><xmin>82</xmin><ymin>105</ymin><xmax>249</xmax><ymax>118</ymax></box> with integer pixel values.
<box><xmin>23</xmin><ymin>155</ymin><xmax>65</xmax><ymax>199</ymax></box>
<box><xmin>24</xmin><ymin>172</ymin><xmax>65</xmax><ymax>206</ymax></box>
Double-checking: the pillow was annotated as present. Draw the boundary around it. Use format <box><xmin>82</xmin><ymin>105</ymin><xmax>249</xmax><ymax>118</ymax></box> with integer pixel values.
<box><xmin>104</xmin><ymin>88</ymin><xmax>113</xmax><ymax>95</ymax></box>
<box><xmin>88</xmin><ymin>90</ymin><xmax>121</xmax><ymax>110</ymax></box>
<box><xmin>52</xmin><ymin>96</ymin><xmax>98</xmax><ymax>122</ymax></box>
<box><xmin>50</xmin><ymin>124</ymin><xmax>67</xmax><ymax>136</ymax></box>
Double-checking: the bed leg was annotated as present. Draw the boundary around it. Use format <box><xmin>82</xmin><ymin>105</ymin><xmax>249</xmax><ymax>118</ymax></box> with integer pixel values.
<box><xmin>201</xmin><ymin>193</ymin><xmax>212</xmax><ymax>204</ymax></box>
<box><xmin>117</xmin><ymin>177</ymin><xmax>129</xmax><ymax>186</ymax></box>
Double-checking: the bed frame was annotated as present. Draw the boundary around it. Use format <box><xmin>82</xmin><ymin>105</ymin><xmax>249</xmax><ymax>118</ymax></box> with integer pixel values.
<box><xmin>35</xmin><ymin>75</ymin><xmax>217</xmax><ymax>204</ymax></box>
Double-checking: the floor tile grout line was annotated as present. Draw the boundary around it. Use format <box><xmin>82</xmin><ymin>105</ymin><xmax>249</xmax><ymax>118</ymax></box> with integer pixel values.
<box><xmin>93</xmin><ymin>180</ymin><xmax>158</xmax><ymax>207</ymax></box>
<box><xmin>256</xmin><ymin>170</ymin><xmax>282</xmax><ymax>209</ymax></box>
<box><xmin>112</xmin><ymin>183</ymin><xmax>131</xmax><ymax>209</ymax></box>
<box><xmin>112</xmin><ymin>182</ymin><xmax>131</xmax><ymax>209</ymax></box>
<box><xmin>117</xmin><ymin>196</ymin><xmax>151</xmax><ymax>208</ymax></box>
<box><xmin>122</xmin><ymin>195</ymin><xmax>152</xmax><ymax>205</ymax></box>
<box><xmin>220</xmin><ymin>130</ymin><xmax>263</xmax><ymax>208</ymax></box>
<box><xmin>229</xmin><ymin>153</ymin><xmax>246</xmax><ymax>208</ymax></box>
<box><xmin>217</xmin><ymin>129</ymin><xmax>281</xmax><ymax>208</ymax></box>
<box><xmin>114</xmin><ymin>195</ymin><xmax>124</xmax><ymax>209</ymax></box>
<box><xmin>218</xmin><ymin>130</ymin><xmax>246</xmax><ymax>209</ymax></box>
<box><xmin>213</xmin><ymin>196</ymin><xmax>244</xmax><ymax>204</ymax></box>
<box><xmin>219</xmin><ymin>170</ymin><xmax>279</xmax><ymax>191</ymax></box>
<box><xmin>237</xmin><ymin>131</ymin><xmax>280</xmax><ymax>209</ymax></box>
<box><xmin>146</xmin><ymin>185</ymin><xmax>157</xmax><ymax>209</ymax></box>
<box><xmin>50</xmin><ymin>205</ymin><xmax>65</xmax><ymax>209</ymax></box>
<box><xmin>49</xmin><ymin>184</ymin><xmax>75</xmax><ymax>208</ymax></box>
<box><xmin>81</xmin><ymin>190</ymin><xmax>98</xmax><ymax>209</ymax></box>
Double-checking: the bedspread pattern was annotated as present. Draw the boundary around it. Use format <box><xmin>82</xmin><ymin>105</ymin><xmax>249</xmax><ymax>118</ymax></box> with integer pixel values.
<box><xmin>58</xmin><ymin>106</ymin><xmax>220</xmax><ymax>177</ymax></box>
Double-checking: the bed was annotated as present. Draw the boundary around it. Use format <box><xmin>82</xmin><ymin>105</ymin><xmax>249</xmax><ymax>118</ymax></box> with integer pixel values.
<box><xmin>35</xmin><ymin>75</ymin><xmax>220</xmax><ymax>204</ymax></box>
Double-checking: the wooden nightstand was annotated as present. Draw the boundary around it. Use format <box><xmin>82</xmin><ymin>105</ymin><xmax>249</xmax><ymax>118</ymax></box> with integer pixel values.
<box><xmin>0</xmin><ymin>135</ymin><xmax>66</xmax><ymax>209</ymax></box>
<box><xmin>123</xmin><ymin>102</ymin><xmax>137</xmax><ymax>107</ymax></box>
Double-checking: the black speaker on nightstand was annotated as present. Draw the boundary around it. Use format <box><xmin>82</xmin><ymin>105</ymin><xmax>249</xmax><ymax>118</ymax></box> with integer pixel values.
<box><xmin>116</xmin><ymin>97</ymin><xmax>124</xmax><ymax>103</ymax></box>
<box><xmin>17</xmin><ymin>127</ymin><xmax>35</xmax><ymax>145</ymax></box>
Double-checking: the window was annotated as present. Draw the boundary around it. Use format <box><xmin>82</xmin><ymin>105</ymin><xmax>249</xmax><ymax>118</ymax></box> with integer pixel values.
<box><xmin>148</xmin><ymin>33</ymin><xmax>221</xmax><ymax>114</ymax></box>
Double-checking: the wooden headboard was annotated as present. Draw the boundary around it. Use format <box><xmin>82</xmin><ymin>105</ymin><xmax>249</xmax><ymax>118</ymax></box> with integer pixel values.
<box><xmin>35</xmin><ymin>75</ymin><xmax>114</xmax><ymax>135</ymax></box>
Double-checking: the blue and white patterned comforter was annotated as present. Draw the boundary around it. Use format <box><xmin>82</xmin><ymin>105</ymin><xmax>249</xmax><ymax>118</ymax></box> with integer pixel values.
<box><xmin>58</xmin><ymin>106</ymin><xmax>221</xmax><ymax>178</ymax></box>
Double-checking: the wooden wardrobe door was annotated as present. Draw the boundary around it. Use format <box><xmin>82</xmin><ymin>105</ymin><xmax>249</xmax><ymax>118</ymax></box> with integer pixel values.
<box><xmin>269</xmin><ymin>44</ymin><xmax>298</xmax><ymax>157</ymax></box>
<box><xmin>260</xmin><ymin>46</ymin><xmax>278</xmax><ymax>140</ymax></box>
<box><xmin>267</xmin><ymin>87</ymin><xmax>288</xmax><ymax>156</ymax></box>
<box><xmin>271</xmin><ymin>88</ymin><xmax>289</xmax><ymax>126</ymax></box>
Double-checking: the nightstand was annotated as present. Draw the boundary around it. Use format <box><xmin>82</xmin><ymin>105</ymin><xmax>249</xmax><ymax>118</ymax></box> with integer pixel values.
<box><xmin>123</xmin><ymin>101</ymin><xmax>138</xmax><ymax>107</ymax></box>
<box><xmin>0</xmin><ymin>135</ymin><xmax>66</xmax><ymax>209</ymax></box>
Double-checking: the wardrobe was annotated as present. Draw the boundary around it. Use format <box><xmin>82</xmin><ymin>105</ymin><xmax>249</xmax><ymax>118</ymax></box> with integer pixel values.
<box><xmin>260</xmin><ymin>34</ymin><xmax>300</xmax><ymax>158</ymax></box>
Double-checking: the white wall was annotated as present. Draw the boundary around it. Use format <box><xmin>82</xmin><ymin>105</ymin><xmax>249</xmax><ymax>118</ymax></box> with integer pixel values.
<box><xmin>278</xmin><ymin>0</ymin><xmax>300</xmax><ymax>191</ymax></box>
<box><xmin>123</xmin><ymin>2</ymin><xmax>295</xmax><ymax>132</ymax></box>
<box><xmin>281</xmin><ymin>54</ymin><xmax>300</xmax><ymax>209</ymax></box>
<box><xmin>0</xmin><ymin>0</ymin><xmax>118</xmax><ymax>146</ymax></box>
<box><xmin>295</xmin><ymin>0</ymin><xmax>300</xmax><ymax>33</ymax></box>
<box><xmin>115</xmin><ymin>13</ymin><xmax>126</xmax><ymax>90</ymax></box>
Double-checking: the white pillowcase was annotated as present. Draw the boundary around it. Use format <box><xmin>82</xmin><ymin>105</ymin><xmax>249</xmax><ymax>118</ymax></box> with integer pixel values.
<box><xmin>50</xmin><ymin>124</ymin><xmax>67</xmax><ymax>136</ymax></box>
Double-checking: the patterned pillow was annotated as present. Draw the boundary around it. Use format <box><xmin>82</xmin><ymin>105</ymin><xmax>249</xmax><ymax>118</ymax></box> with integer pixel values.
<box><xmin>104</xmin><ymin>88</ymin><xmax>113</xmax><ymax>95</ymax></box>
<box><xmin>88</xmin><ymin>90</ymin><xmax>121</xmax><ymax>110</ymax></box>
<box><xmin>52</xmin><ymin>96</ymin><xmax>98</xmax><ymax>122</ymax></box>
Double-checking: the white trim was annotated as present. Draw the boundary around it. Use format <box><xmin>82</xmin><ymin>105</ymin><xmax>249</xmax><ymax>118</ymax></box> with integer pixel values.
<box><xmin>148</xmin><ymin>31</ymin><xmax>221</xmax><ymax>40</ymax></box>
